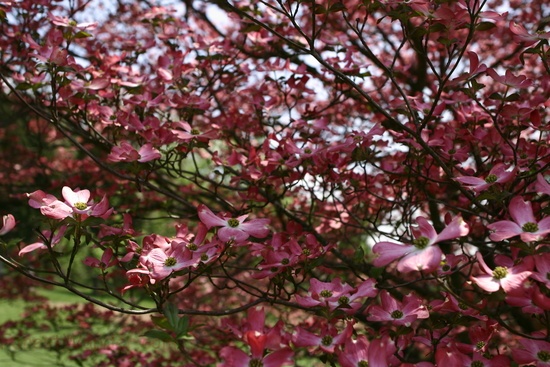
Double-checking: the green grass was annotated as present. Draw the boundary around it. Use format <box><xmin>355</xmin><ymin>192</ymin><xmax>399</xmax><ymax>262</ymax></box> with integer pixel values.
<box><xmin>0</xmin><ymin>300</ymin><xmax>28</xmax><ymax>324</ymax></box>
<box><xmin>0</xmin><ymin>285</ymin><xmax>168</xmax><ymax>367</ymax></box>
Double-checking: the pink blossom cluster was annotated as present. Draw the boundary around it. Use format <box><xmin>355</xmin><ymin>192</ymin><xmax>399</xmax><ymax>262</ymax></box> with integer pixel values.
<box><xmin>26</xmin><ymin>187</ymin><xmax>112</xmax><ymax>221</ymax></box>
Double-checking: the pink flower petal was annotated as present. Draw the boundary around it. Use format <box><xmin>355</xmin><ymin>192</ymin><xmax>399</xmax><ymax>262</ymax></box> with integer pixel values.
<box><xmin>372</xmin><ymin>241</ymin><xmax>412</xmax><ymax>267</ymax></box>
<box><xmin>397</xmin><ymin>246</ymin><xmax>442</xmax><ymax>273</ymax></box>
<box><xmin>509</xmin><ymin>196</ymin><xmax>536</xmax><ymax>225</ymax></box>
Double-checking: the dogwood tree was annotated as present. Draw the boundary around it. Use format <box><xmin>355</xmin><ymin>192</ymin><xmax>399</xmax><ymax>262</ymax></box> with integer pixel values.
<box><xmin>0</xmin><ymin>0</ymin><xmax>549</xmax><ymax>365</ymax></box>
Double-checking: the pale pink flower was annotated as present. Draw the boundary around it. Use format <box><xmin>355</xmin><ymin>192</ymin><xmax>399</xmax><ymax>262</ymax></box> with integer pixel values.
<box><xmin>219</xmin><ymin>329</ymin><xmax>293</xmax><ymax>367</ymax></box>
<box><xmin>372</xmin><ymin>215</ymin><xmax>469</xmax><ymax>273</ymax></box>
<box><xmin>62</xmin><ymin>186</ymin><xmax>92</xmax><ymax>214</ymax></box>
<box><xmin>509</xmin><ymin>21</ymin><xmax>550</xmax><ymax>46</ymax></box>
<box><xmin>19</xmin><ymin>226</ymin><xmax>68</xmax><ymax>256</ymax></box>
<box><xmin>367</xmin><ymin>290</ymin><xmax>429</xmax><ymax>326</ymax></box>
<box><xmin>292</xmin><ymin>322</ymin><xmax>353</xmax><ymax>353</ymax></box>
<box><xmin>27</xmin><ymin>190</ymin><xmax>72</xmax><ymax>219</ymax></box>
<box><xmin>338</xmin><ymin>336</ymin><xmax>370</xmax><ymax>367</ymax></box>
<box><xmin>535</xmin><ymin>174</ymin><xmax>550</xmax><ymax>196</ymax></box>
<box><xmin>295</xmin><ymin>278</ymin><xmax>354</xmax><ymax>308</ymax></box>
<box><xmin>198</xmin><ymin>204</ymin><xmax>270</xmax><ymax>243</ymax></box>
<box><xmin>84</xmin><ymin>248</ymin><xmax>118</xmax><ymax>269</ymax></box>
<box><xmin>455</xmin><ymin>163</ymin><xmax>516</xmax><ymax>192</ymax></box>
<box><xmin>506</xmin><ymin>284</ymin><xmax>550</xmax><ymax>314</ymax></box>
<box><xmin>513</xmin><ymin>338</ymin><xmax>550</xmax><ymax>366</ymax></box>
<box><xmin>107</xmin><ymin>141</ymin><xmax>140</xmax><ymax>162</ymax></box>
<box><xmin>487</xmin><ymin>68</ymin><xmax>532</xmax><ymax>89</ymax></box>
<box><xmin>487</xmin><ymin>196</ymin><xmax>550</xmax><ymax>242</ymax></box>
<box><xmin>137</xmin><ymin>143</ymin><xmax>161</xmax><ymax>162</ymax></box>
<box><xmin>0</xmin><ymin>214</ymin><xmax>15</xmax><ymax>235</ymax></box>
<box><xmin>338</xmin><ymin>335</ymin><xmax>398</xmax><ymax>367</ymax></box>
<box><xmin>27</xmin><ymin>190</ymin><xmax>57</xmax><ymax>209</ymax></box>
<box><xmin>48</xmin><ymin>12</ymin><xmax>97</xmax><ymax>30</ymax></box>
<box><xmin>146</xmin><ymin>243</ymin><xmax>197</xmax><ymax>280</ymax></box>
<box><xmin>471</xmin><ymin>252</ymin><xmax>532</xmax><ymax>293</ymax></box>
<box><xmin>531</xmin><ymin>253</ymin><xmax>550</xmax><ymax>288</ymax></box>
<box><xmin>295</xmin><ymin>278</ymin><xmax>377</xmax><ymax>313</ymax></box>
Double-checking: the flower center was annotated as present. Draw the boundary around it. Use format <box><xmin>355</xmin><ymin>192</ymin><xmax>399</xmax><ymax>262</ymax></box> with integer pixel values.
<box><xmin>338</xmin><ymin>296</ymin><xmax>349</xmax><ymax>305</ymax></box>
<box><xmin>522</xmin><ymin>222</ymin><xmax>539</xmax><ymax>233</ymax></box>
<box><xmin>74</xmin><ymin>202</ymin><xmax>88</xmax><ymax>210</ymax></box>
<box><xmin>471</xmin><ymin>361</ymin><xmax>484</xmax><ymax>367</ymax></box>
<box><xmin>200</xmin><ymin>254</ymin><xmax>208</xmax><ymax>261</ymax></box>
<box><xmin>302</xmin><ymin>249</ymin><xmax>311</xmax><ymax>256</ymax></box>
<box><xmin>321</xmin><ymin>335</ymin><xmax>333</xmax><ymax>346</ymax></box>
<box><xmin>304</xmin><ymin>148</ymin><xmax>312</xmax><ymax>154</ymax></box>
<box><xmin>391</xmin><ymin>310</ymin><xmax>404</xmax><ymax>319</ymax></box>
<box><xmin>186</xmin><ymin>243</ymin><xmax>198</xmax><ymax>251</ymax></box>
<box><xmin>458</xmin><ymin>302</ymin><xmax>468</xmax><ymax>310</ymax></box>
<box><xmin>164</xmin><ymin>257</ymin><xmax>177</xmax><ymax>267</ymax></box>
<box><xmin>538</xmin><ymin>350</ymin><xmax>550</xmax><ymax>362</ymax></box>
<box><xmin>413</xmin><ymin>236</ymin><xmax>430</xmax><ymax>249</ymax></box>
<box><xmin>249</xmin><ymin>358</ymin><xmax>263</xmax><ymax>367</ymax></box>
<box><xmin>358</xmin><ymin>361</ymin><xmax>369</xmax><ymax>367</ymax></box>
<box><xmin>320</xmin><ymin>290</ymin><xmax>333</xmax><ymax>298</ymax></box>
<box><xmin>492</xmin><ymin>266</ymin><xmax>508</xmax><ymax>279</ymax></box>
<box><xmin>484</xmin><ymin>174</ymin><xmax>498</xmax><ymax>183</ymax></box>
<box><xmin>281</xmin><ymin>258</ymin><xmax>289</xmax><ymax>265</ymax></box>
<box><xmin>227</xmin><ymin>218</ymin><xmax>240</xmax><ymax>228</ymax></box>
<box><xmin>190</xmin><ymin>128</ymin><xmax>200</xmax><ymax>135</ymax></box>
<box><xmin>476</xmin><ymin>341</ymin><xmax>486</xmax><ymax>350</ymax></box>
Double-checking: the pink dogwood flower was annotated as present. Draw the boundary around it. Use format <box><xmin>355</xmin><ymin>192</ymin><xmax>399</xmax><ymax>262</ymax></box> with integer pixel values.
<box><xmin>471</xmin><ymin>252</ymin><xmax>533</xmax><ymax>293</ymax></box>
<box><xmin>107</xmin><ymin>141</ymin><xmax>161</xmax><ymax>163</ymax></box>
<box><xmin>0</xmin><ymin>214</ymin><xmax>15</xmax><ymax>235</ymax></box>
<box><xmin>292</xmin><ymin>322</ymin><xmax>354</xmax><ymax>354</ymax></box>
<box><xmin>513</xmin><ymin>338</ymin><xmax>550</xmax><ymax>366</ymax></box>
<box><xmin>137</xmin><ymin>143</ymin><xmax>161</xmax><ymax>162</ymax></box>
<box><xmin>219</xmin><ymin>330</ymin><xmax>293</xmax><ymax>367</ymax></box>
<box><xmin>455</xmin><ymin>163</ymin><xmax>516</xmax><ymax>193</ymax></box>
<box><xmin>337</xmin><ymin>334</ymin><xmax>398</xmax><ymax>367</ymax></box>
<box><xmin>509</xmin><ymin>21</ymin><xmax>550</xmax><ymax>46</ymax></box>
<box><xmin>62</xmin><ymin>186</ymin><xmax>92</xmax><ymax>214</ymax></box>
<box><xmin>28</xmin><ymin>190</ymin><xmax>73</xmax><ymax>219</ymax></box>
<box><xmin>84</xmin><ymin>248</ymin><xmax>118</xmax><ymax>270</ymax></box>
<box><xmin>535</xmin><ymin>174</ymin><xmax>550</xmax><ymax>196</ymax></box>
<box><xmin>146</xmin><ymin>242</ymin><xmax>198</xmax><ymax>280</ymax></box>
<box><xmin>107</xmin><ymin>141</ymin><xmax>140</xmax><ymax>162</ymax></box>
<box><xmin>295</xmin><ymin>278</ymin><xmax>377</xmax><ymax>313</ymax></box>
<box><xmin>372</xmin><ymin>215</ymin><xmax>469</xmax><ymax>272</ymax></box>
<box><xmin>506</xmin><ymin>284</ymin><xmax>550</xmax><ymax>314</ymax></box>
<box><xmin>486</xmin><ymin>196</ymin><xmax>550</xmax><ymax>242</ymax></box>
<box><xmin>198</xmin><ymin>204</ymin><xmax>270</xmax><ymax>243</ymax></box>
<box><xmin>27</xmin><ymin>187</ymin><xmax>112</xmax><ymax>220</ymax></box>
<box><xmin>19</xmin><ymin>225</ymin><xmax>68</xmax><ymax>256</ymax></box>
<box><xmin>367</xmin><ymin>290</ymin><xmax>429</xmax><ymax>326</ymax></box>
<box><xmin>531</xmin><ymin>253</ymin><xmax>550</xmax><ymax>288</ymax></box>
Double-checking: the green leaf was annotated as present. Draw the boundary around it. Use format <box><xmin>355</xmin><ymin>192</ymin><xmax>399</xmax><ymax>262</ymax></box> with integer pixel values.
<box><xmin>505</xmin><ymin>93</ymin><xmax>520</xmax><ymax>102</ymax></box>
<box><xmin>150</xmin><ymin>314</ymin><xmax>171</xmax><ymax>330</ymax></box>
<box><xmin>368</xmin><ymin>266</ymin><xmax>385</xmax><ymax>278</ymax></box>
<box><xmin>163</xmin><ymin>303</ymin><xmax>180</xmax><ymax>330</ymax></box>
<box><xmin>476</xmin><ymin>22</ymin><xmax>496</xmax><ymax>31</ymax></box>
<box><xmin>329</xmin><ymin>3</ymin><xmax>346</xmax><ymax>12</ymax></box>
<box><xmin>15</xmin><ymin>82</ymin><xmax>33</xmax><ymax>90</ymax></box>
<box><xmin>314</xmin><ymin>4</ymin><xmax>326</xmax><ymax>14</ymax></box>
<box><xmin>241</xmin><ymin>23</ymin><xmax>261</xmax><ymax>33</ymax></box>
<box><xmin>175</xmin><ymin>316</ymin><xmax>190</xmax><ymax>338</ymax></box>
<box><xmin>143</xmin><ymin>329</ymin><xmax>174</xmax><ymax>342</ymax></box>
<box><xmin>489</xmin><ymin>92</ymin><xmax>503</xmax><ymax>100</ymax></box>
<box><xmin>74</xmin><ymin>31</ymin><xmax>92</xmax><ymax>39</ymax></box>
